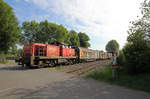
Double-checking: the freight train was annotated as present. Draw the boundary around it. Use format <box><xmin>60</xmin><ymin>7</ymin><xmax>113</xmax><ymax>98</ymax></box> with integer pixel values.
<box><xmin>15</xmin><ymin>41</ymin><xmax>112</xmax><ymax>67</ymax></box>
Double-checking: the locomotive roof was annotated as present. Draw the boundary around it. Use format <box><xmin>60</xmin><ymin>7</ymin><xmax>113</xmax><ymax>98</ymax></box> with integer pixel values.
<box><xmin>24</xmin><ymin>43</ymin><xmax>46</xmax><ymax>46</ymax></box>
<box><xmin>51</xmin><ymin>41</ymin><xmax>70</xmax><ymax>46</ymax></box>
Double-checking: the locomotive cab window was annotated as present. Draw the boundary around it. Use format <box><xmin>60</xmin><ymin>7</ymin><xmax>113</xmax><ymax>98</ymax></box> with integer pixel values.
<box><xmin>35</xmin><ymin>45</ymin><xmax>46</xmax><ymax>56</ymax></box>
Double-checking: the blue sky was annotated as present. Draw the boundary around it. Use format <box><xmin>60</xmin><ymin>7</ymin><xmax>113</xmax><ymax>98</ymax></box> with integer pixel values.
<box><xmin>4</xmin><ymin>0</ymin><xmax>143</xmax><ymax>51</ymax></box>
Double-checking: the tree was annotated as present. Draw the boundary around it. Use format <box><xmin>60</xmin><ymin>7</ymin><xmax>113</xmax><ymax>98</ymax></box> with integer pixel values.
<box><xmin>105</xmin><ymin>40</ymin><xmax>119</xmax><ymax>53</ymax></box>
<box><xmin>21</xmin><ymin>20</ymin><xmax>69</xmax><ymax>44</ymax></box>
<box><xmin>78</xmin><ymin>32</ymin><xmax>90</xmax><ymax>48</ymax></box>
<box><xmin>54</xmin><ymin>24</ymin><xmax>69</xmax><ymax>43</ymax></box>
<box><xmin>17</xmin><ymin>49</ymin><xmax>23</xmax><ymax>56</ymax></box>
<box><xmin>123</xmin><ymin>42</ymin><xmax>150</xmax><ymax>74</ymax></box>
<box><xmin>69</xmin><ymin>30</ymin><xmax>80</xmax><ymax>46</ymax></box>
<box><xmin>21</xmin><ymin>20</ymin><xmax>39</xmax><ymax>44</ymax></box>
<box><xmin>127</xmin><ymin>0</ymin><xmax>150</xmax><ymax>43</ymax></box>
<box><xmin>64</xmin><ymin>32</ymin><xmax>71</xmax><ymax>45</ymax></box>
<box><xmin>121</xmin><ymin>0</ymin><xmax>150</xmax><ymax>74</ymax></box>
<box><xmin>0</xmin><ymin>0</ymin><xmax>21</xmax><ymax>53</ymax></box>
<box><xmin>9</xmin><ymin>45</ymin><xmax>18</xmax><ymax>55</ymax></box>
<box><xmin>38</xmin><ymin>20</ymin><xmax>56</xmax><ymax>44</ymax></box>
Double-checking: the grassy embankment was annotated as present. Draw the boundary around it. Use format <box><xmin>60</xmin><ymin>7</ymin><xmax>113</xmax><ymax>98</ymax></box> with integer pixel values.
<box><xmin>87</xmin><ymin>63</ymin><xmax>150</xmax><ymax>92</ymax></box>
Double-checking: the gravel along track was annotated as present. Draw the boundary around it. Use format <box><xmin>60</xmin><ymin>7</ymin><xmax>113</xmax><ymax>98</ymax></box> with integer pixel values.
<box><xmin>58</xmin><ymin>60</ymin><xmax>111</xmax><ymax>76</ymax></box>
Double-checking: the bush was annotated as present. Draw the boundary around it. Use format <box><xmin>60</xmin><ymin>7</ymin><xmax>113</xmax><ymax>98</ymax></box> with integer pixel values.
<box><xmin>117</xmin><ymin>50</ymin><xmax>126</xmax><ymax>67</ymax></box>
<box><xmin>123</xmin><ymin>42</ymin><xmax>150</xmax><ymax>74</ymax></box>
<box><xmin>0</xmin><ymin>52</ymin><xmax>8</xmax><ymax>64</ymax></box>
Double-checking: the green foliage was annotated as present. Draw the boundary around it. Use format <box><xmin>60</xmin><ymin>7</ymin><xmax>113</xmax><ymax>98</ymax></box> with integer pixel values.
<box><xmin>38</xmin><ymin>20</ymin><xmax>57</xmax><ymax>43</ymax></box>
<box><xmin>7</xmin><ymin>45</ymin><xmax>18</xmax><ymax>56</ymax></box>
<box><xmin>17</xmin><ymin>49</ymin><xmax>23</xmax><ymax>56</ymax></box>
<box><xmin>78</xmin><ymin>32</ymin><xmax>90</xmax><ymax>48</ymax></box>
<box><xmin>0</xmin><ymin>0</ymin><xmax>21</xmax><ymax>53</ymax></box>
<box><xmin>38</xmin><ymin>20</ymin><xmax>69</xmax><ymax>43</ymax></box>
<box><xmin>0</xmin><ymin>59</ymin><xmax>8</xmax><ymax>64</ymax></box>
<box><xmin>0</xmin><ymin>51</ymin><xmax>8</xmax><ymax>64</ymax></box>
<box><xmin>105</xmin><ymin>40</ymin><xmax>119</xmax><ymax>53</ymax></box>
<box><xmin>64</xmin><ymin>32</ymin><xmax>71</xmax><ymax>45</ymax></box>
<box><xmin>123</xmin><ymin>42</ymin><xmax>150</xmax><ymax>74</ymax></box>
<box><xmin>121</xmin><ymin>0</ymin><xmax>150</xmax><ymax>74</ymax></box>
<box><xmin>69</xmin><ymin>30</ymin><xmax>80</xmax><ymax>46</ymax></box>
<box><xmin>21</xmin><ymin>20</ymin><xmax>82</xmax><ymax>45</ymax></box>
<box><xmin>21</xmin><ymin>20</ymin><xmax>39</xmax><ymax>43</ymax></box>
<box><xmin>21</xmin><ymin>20</ymin><xmax>90</xmax><ymax>46</ymax></box>
<box><xmin>117</xmin><ymin>50</ymin><xmax>126</xmax><ymax>67</ymax></box>
<box><xmin>127</xmin><ymin>0</ymin><xmax>150</xmax><ymax>43</ymax></box>
<box><xmin>87</xmin><ymin>64</ymin><xmax>150</xmax><ymax>92</ymax></box>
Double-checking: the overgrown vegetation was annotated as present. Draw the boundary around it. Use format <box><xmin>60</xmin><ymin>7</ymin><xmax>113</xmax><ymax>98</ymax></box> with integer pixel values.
<box><xmin>117</xmin><ymin>0</ymin><xmax>150</xmax><ymax>74</ymax></box>
<box><xmin>87</xmin><ymin>64</ymin><xmax>150</xmax><ymax>92</ymax></box>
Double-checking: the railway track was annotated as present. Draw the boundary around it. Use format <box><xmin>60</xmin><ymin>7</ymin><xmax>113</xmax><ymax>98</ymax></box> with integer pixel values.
<box><xmin>63</xmin><ymin>60</ymin><xmax>111</xmax><ymax>76</ymax></box>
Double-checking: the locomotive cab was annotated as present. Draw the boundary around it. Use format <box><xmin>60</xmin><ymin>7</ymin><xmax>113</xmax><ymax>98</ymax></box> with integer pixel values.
<box><xmin>24</xmin><ymin>43</ymin><xmax>46</xmax><ymax>57</ymax></box>
<box><xmin>34</xmin><ymin>45</ymin><xmax>46</xmax><ymax>56</ymax></box>
<box><xmin>23</xmin><ymin>43</ymin><xmax>46</xmax><ymax>66</ymax></box>
<box><xmin>23</xmin><ymin>44</ymin><xmax>33</xmax><ymax>56</ymax></box>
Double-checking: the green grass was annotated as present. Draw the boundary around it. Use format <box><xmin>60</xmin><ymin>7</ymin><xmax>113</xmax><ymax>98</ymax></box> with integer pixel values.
<box><xmin>5</xmin><ymin>54</ymin><xmax>17</xmax><ymax>57</ymax></box>
<box><xmin>50</xmin><ymin>65</ymin><xmax>63</xmax><ymax>70</ymax></box>
<box><xmin>0</xmin><ymin>53</ymin><xmax>15</xmax><ymax>64</ymax></box>
<box><xmin>86</xmin><ymin>64</ymin><xmax>150</xmax><ymax>92</ymax></box>
<box><xmin>0</xmin><ymin>59</ymin><xmax>8</xmax><ymax>64</ymax></box>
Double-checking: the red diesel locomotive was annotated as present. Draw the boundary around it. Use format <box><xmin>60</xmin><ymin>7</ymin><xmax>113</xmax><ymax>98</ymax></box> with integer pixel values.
<box><xmin>16</xmin><ymin>41</ymin><xmax>112</xmax><ymax>67</ymax></box>
<box><xmin>16</xmin><ymin>42</ymin><xmax>76</xmax><ymax>67</ymax></box>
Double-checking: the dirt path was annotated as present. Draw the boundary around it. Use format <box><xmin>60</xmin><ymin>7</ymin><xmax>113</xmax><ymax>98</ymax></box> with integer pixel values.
<box><xmin>0</xmin><ymin>62</ymin><xmax>72</xmax><ymax>99</ymax></box>
<box><xmin>0</xmin><ymin>60</ymin><xmax>150</xmax><ymax>99</ymax></box>
<box><xmin>2</xmin><ymin>77</ymin><xmax>150</xmax><ymax>99</ymax></box>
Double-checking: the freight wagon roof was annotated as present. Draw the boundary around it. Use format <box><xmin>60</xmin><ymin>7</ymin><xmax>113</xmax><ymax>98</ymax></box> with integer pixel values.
<box><xmin>78</xmin><ymin>47</ymin><xmax>99</xmax><ymax>52</ymax></box>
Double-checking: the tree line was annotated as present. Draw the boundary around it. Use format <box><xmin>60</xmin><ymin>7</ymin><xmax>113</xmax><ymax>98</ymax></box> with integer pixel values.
<box><xmin>117</xmin><ymin>0</ymin><xmax>150</xmax><ymax>74</ymax></box>
<box><xmin>21</xmin><ymin>20</ymin><xmax>90</xmax><ymax>47</ymax></box>
<box><xmin>0</xmin><ymin>0</ymin><xmax>90</xmax><ymax>54</ymax></box>
<box><xmin>105</xmin><ymin>0</ymin><xmax>150</xmax><ymax>75</ymax></box>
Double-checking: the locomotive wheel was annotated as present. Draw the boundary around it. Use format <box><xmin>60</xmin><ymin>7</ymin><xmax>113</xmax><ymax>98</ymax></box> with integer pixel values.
<box><xmin>72</xmin><ymin>59</ymin><xmax>76</xmax><ymax>64</ymax></box>
<box><xmin>71</xmin><ymin>60</ymin><xmax>74</xmax><ymax>65</ymax></box>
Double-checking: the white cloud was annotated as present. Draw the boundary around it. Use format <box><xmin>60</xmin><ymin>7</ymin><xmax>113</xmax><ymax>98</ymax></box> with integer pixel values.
<box><xmin>25</xmin><ymin>0</ymin><xmax>143</xmax><ymax>51</ymax></box>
